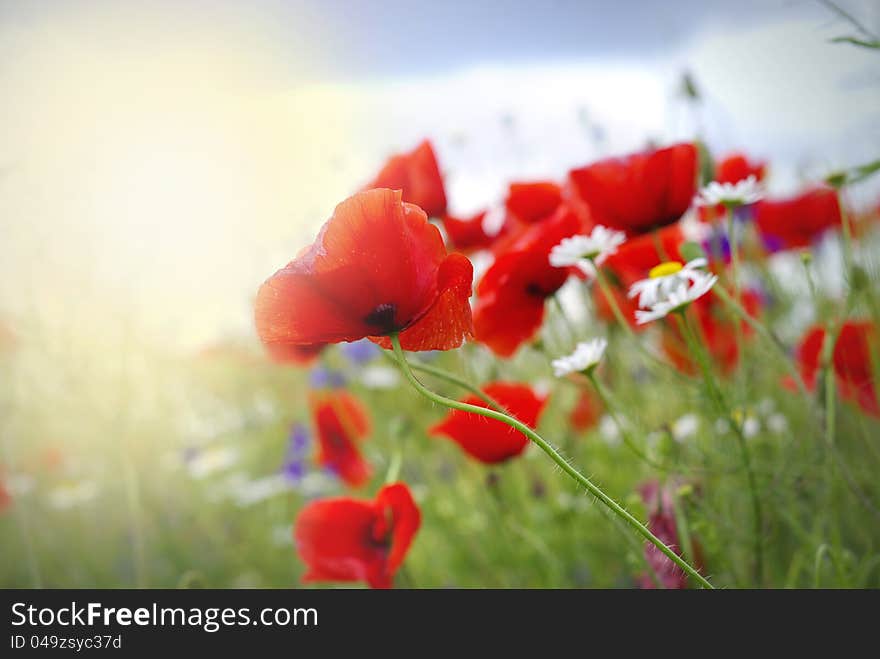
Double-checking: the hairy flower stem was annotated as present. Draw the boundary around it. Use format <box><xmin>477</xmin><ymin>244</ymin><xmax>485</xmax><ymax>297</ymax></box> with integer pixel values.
<box><xmin>390</xmin><ymin>334</ymin><xmax>714</xmax><ymax>589</ymax></box>
<box><xmin>382</xmin><ymin>350</ymin><xmax>504</xmax><ymax>410</ymax></box>
<box><xmin>676</xmin><ymin>311</ymin><xmax>764</xmax><ymax>586</ymax></box>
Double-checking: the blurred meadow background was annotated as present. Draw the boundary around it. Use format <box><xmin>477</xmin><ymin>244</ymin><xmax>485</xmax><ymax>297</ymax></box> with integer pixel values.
<box><xmin>1</xmin><ymin>0</ymin><xmax>879</xmax><ymax>588</ymax></box>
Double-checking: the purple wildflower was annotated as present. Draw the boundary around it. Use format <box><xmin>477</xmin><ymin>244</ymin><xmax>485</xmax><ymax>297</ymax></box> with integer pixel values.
<box><xmin>308</xmin><ymin>366</ymin><xmax>346</xmax><ymax>389</ymax></box>
<box><xmin>340</xmin><ymin>339</ymin><xmax>379</xmax><ymax>365</ymax></box>
<box><xmin>280</xmin><ymin>423</ymin><xmax>311</xmax><ymax>484</ymax></box>
<box><xmin>288</xmin><ymin>423</ymin><xmax>310</xmax><ymax>453</ymax></box>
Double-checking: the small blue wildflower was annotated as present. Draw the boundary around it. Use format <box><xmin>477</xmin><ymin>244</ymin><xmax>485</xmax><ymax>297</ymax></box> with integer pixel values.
<box><xmin>760</xmin><ymin>233</ymin><xmax>785</xmax><ymax>254</ymax></box>
<box><xmin>280</xmin><ymin>423</ymin><xmax>311</xmax><ymax>484</ymax></box>
<box><xmin>702</xmin><ymin>230</ymin><xmax>731</xmax><ymax>263</ymax></box>
<box><xmin>288</xmin><ymin>423</ymin><xmax>310</xmax><ymax>453</ymax></box>
<box><xmin>340</xmin><ymin>339</ymin><xmax>379</xmax><ymax>365</ymax></box>
<box><xmin>309</xmin><ymin>366</ymin><xmax>346</xmax><ymax>389</ymax></box>
<box><xmin>733</xmin><ymin>204</ymin><xmax>754</xmax><ymax>223</ymax></box>
<box><xmin>281</xmin><ymin>459</ymin><xmax>306</xmax><ymax>483</ymax></box>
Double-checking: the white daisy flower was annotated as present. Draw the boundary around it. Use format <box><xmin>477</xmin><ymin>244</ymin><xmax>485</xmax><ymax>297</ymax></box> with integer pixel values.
<box><xmin>551</xmin><ymin>337</ymin><xmax>607</xmax><ymax>377</ymax></box>
<box><xmin>633</xmin><ymin>271</ymin><xmax>718</xmax><ymax>325</ymax></box>
<box><xmin>672</xmin><ymin>414</ymin><xmax>699</xmax><ymax>442</ymax></box>
<box><xmin>549</xmin><ymin>225</ymin><xmax>626</xmax><ymax>275</ymax></box>
<box><xmin>694</xmin><ymin>175</ymin><xmax>763</xmax><ymax>207</ymax></box>
<box><xmin>742</xmin><ymin>416</ymin><xmax>761</xmax><ymax>439</ymax></box>
<box><xmin>628</xmin><ymin>258</ymin><xmax>709</xmax><ymax>308</ymax></box>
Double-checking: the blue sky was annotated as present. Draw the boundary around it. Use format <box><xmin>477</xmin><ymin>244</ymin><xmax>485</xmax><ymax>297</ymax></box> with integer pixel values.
<box><xmin>2</xmin><ymin>0</ymin><xmax>876</xmax><ymax>81</ymax></box>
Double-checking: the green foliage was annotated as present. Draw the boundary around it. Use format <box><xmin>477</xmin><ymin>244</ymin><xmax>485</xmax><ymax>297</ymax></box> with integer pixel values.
<box><xmin>2</xmin><ymin>219</ymin><xmax>880</xmax><ymax>588</ymax></box>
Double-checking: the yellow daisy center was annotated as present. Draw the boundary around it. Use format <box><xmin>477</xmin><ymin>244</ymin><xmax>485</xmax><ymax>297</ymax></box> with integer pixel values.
<box><xmin>649</xmin><ymin>261</ymin><xmax>684</xmax><ymax>279</ymax></box>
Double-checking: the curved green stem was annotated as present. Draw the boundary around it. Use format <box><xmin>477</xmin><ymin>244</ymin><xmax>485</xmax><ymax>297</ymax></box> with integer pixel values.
<box><xmin>381</xmin><ymin>350</ymin><xmax>504</xmax><ymax>411</ymax></box>
<box><xmin>389</xmin><ymin>334</ymin><xmax>714</xmax><ymax>589</ymax></box>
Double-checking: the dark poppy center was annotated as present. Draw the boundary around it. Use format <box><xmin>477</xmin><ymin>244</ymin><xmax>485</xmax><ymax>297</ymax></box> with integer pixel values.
<box><xmin>364</xmin><ymin>303</ymin><xmax>398</xmax><ymax>334</ymax></box>
<box><xmin>525</xmin><ymin>282</ymin><xmax>551</xmax><ymax>299</ymax></box>
<box><xmin>327</xmin><ymin>431</ymin><xmax>346</xmax><ymax>449</ymax></box>
<box><xmin>369</xmin><ymin>509</ymin><xmax>394</xmax><ymax>548</ymax></box>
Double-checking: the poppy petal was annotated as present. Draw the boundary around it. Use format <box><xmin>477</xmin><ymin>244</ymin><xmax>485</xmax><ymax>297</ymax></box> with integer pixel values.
<box><xmin>256</xmin><ymin>189</ymin><xmax>471</xmax><ymax>352</ymax></box>
<box><xmin>473</xmin><ymin>279</ymin><xmax>548</xmax><ymax>357</ymax></box>
<box><xmin>295</xmin><ymin>499</ymin><xmax>385</xmax><ymax>585</ymax></box>
<box><xmin>371</xmin><ymin>253</ymin><xmax>474</xmax><ymax>351</ymax></box>
<box><xmin>567</xmin><ymin>143</ymin><xmax>697</xmax><ymax>236</ymax></box>
<box><xmin>264</xmin><ymin>342</ymin><xmax>325</xmax><ymax>365</ymax></box>
<box><xmin>376</xmin><ymin>483</ymin><xmax>422</xmax><ymax>576</ymax></box>
<box><xmin>430</xmin><ymin>383</ymin><xmax>547</xmax><ymax>463</ymax></box>
<box><xmin>755</xmin><ymin>187</ymin><xmax>841</xmax><ymax>251</ymax></box>
<box><xmin>791</xmin><ymin>321</ymin><xmax>879</xmax><ymax>417</ymax></box>
<box><xmin>442</xmin><ymin>211</ymin><xmax>493</xmax><ymax>252</ymax></box>
<box><xmin>715</xmin><ymin>153</ymin><xmax>766</xmax><ymax>184</ymax></box>
<box><xmin>473</xmin><ymin>207</ymin><xmax>580</xmax><ymax>356</ymax></box>
<box><xmin>505</xmin><ymin>181</ymin><xmax>563</xmax><ymax>224</ymax></box>
<box><xmin>311</xmin><ymin>391</ymin><xmax>372</xmax><ymax>488</ymax></box>
<box><xmin>293</xmin><ymin>482</ymin><xmax>421</xmax><ymax>589</ymax></box>
<box><xmin>368</xmin><ymin>140</ymin><xmax>447</xmax><ymax>218</ymax></box>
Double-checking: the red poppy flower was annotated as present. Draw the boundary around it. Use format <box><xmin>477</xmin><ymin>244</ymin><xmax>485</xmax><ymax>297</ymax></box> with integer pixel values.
<box><xmin>473</xmin><ymin>207</ymin><xmax>581</xmax><ymax>356</ymax></box>
<box><xmin>715</xmin><ymin>153</ymin><xmax>766</xmax><ymax>185</ymax></box>
<box><xmin>294</xmin><ymin>482</ymin><xmax>421</xmax><ymax>589</ymax></box>
<box><xmin>792</xmin><ymin>321</ymin><xmax>879</xmax><ymax>417</ymax></box>
<box><xmin>754</xmin><ymin>186</ymin><xmax>841</xmax><ymax>251</ymax></box>
<box><xmin>430</xmin><ymin>382</ymin><xmax>548</xmax><ymax>464</ymax></box>
<box><xmin>660</xmin><ymin>289</ymin><xmax>761</xmax><ymax>375</ymax></box>
<box><xmin>255</xmin><ymin>188</ymin><xmax>474</xmax><ymax>354</ymax></box>
<box><xmin>441</xmin><ymin>210</ymin><xmax>494</xmax><ymax>253</ymax></box>
<box><xmin>592</xmin><ymin>223</ymin><xmax>685</xmax><ymax>330</ymax></box>
<box><xmin>570</xmin><ymin>390</ymin><xmax>603</xmax><ymax>431</ymax></box>
<box><xmin>567</xmin><ymin>143</ymin><xmax>698</xmax><ymax>237</ymax></box>
<box><xmin>697</xmin><ymin>153</ymin><xmax>767</xmax><ymax>223</ymax></box>
<box><xmin>366</xmin><ymin>139</ymin><xmax>447</xmax><ymax>218</ymax></box>
<box><xmin>505</xmin><ymin>181</ymin><xmax>563</xmax><ymax>224</ymax></box>
<box><xmin>474</xmin><ymin>182</ymin><xmax>565</xmax><ymax>256</ymax></box>
<box><xmin>265</xmin><ymin>342</ymin><xmax>325</xmax><ymax>366</ymax></box>
<box><xmin>311</xmin><ymin>390</ymin><xmax>372</xmax><ymax>488</ymax></box>
<box><xmin>605</xmin><ymin>223</ymin><xmax>685</xmax><ymax>286</ymax></box>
